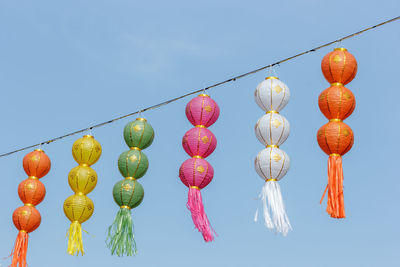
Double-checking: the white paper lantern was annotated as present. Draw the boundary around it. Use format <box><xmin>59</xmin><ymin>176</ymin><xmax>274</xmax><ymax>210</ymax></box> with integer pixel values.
<box><xmin>255</xmin><ymin>113</ymin><xmax>290</xmax><ymax>147</ymax></box>
<box><xmin>254</xmin><ymin>77</ymin><xmax>290</xmax><ymax>112</ymax></box>
<box><xmin>253</xmin><ymin>76</ymin><xmax>292</xmax><ymax>236</ymax></box>
<box><xmin>254</xmin><ymin>147</ymin><xmax>290</xmax><ymax>181</ymax></box>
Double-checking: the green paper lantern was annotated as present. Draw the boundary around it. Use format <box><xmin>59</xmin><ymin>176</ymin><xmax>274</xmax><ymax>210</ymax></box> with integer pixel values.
<box><xmin>123</xmin><ymin>118</ymin><xmax>154</xmax><ymax>150</ymax></box>
<box><xmin>112</xmin><ymin>179</ymin><xmax>144</xmax><ymax>209</ymax></box>
<box><xmin>117</xmin><ymin>150</ymin><xmax>149</xmax><ymax>179</ymax></box>
<box><xmin>107</xmin><ymin>117</ymin><xmax>154</xmax><ymax>257</ymax></box>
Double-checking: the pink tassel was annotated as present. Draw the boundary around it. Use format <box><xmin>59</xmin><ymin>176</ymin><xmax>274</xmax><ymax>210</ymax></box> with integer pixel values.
<box><xmin>186</xmin><ymin>187</ymin><xmax>216</xmax><ymax>242</ymax></box>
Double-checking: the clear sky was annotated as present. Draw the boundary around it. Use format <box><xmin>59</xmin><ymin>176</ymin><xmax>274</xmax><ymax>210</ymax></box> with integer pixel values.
<box><xmin>0</xmin><ymin>1</ymin><xmax>399</xmax><ymax>267</ymax></box>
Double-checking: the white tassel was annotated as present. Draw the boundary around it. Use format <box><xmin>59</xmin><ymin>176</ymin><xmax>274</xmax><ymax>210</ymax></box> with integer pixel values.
<box><xmin>254</xmin><ymin>181</ymin><xmax>292</xmax><ymax>236</ymax></box>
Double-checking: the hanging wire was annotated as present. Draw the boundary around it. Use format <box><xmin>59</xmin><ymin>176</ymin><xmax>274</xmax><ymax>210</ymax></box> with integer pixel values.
<box><xmin>0</xmin><ymin>16</ymin><xmax>398</xmax><ymax>158</ymax></box>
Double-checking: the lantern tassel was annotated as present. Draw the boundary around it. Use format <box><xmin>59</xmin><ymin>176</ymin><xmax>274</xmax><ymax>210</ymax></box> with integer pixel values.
<box><xmin>320</xmin><ymin>155</ymin><xmax>345</xmax><ymax>218</ymax></box>
<box><xmin>10</xmin><ymin>231</ymin><xmax>29</xmax><ymax>267</ymax></box>
<box><xmin>67</xmin><ymin>221</ymin><xmax>84</xmax><ymax>256</ymax></box>
<box><xmin>254</xmin><ymin>181</ymin><xmax>292</xmax><ymax>236</ymax></box>
<box><xmin>106</xmin><ymin>208</ymin><xmax>137</xmax><ymax>256</ymax></box>
<box><xmin>187</xmin><ymin>187</ymin><xmax>216</xmax><ymax>242</ymax></box>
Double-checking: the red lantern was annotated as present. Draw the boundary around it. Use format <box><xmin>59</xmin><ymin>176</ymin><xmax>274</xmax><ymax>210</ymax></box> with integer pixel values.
<box><xmin>318</xmin><ymin>47</ymin><xmax>357</xmax><ymax>218</ymax></box>
<box><xmin>10</xmin><ymin>149</ymin><xmax>51</xmax><ymax>267</ymax></box>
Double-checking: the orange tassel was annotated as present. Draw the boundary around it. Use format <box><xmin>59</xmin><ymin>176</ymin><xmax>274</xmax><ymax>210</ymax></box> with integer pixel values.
<box><xmin>320</xmin><ymin>155</ymin><xmax>345</xmax><ymax>218</ymax></box>
<box><xmin>10</xmin><ymin>231</ymin><xmax>29</xmax><ymax>267</ymax></box>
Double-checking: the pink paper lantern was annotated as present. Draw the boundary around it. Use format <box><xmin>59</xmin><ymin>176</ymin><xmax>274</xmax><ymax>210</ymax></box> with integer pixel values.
<box><xmin>179</xmin><ymin>93</ymin><xmax>219</xmax><ymax>242</ymax></box>
<box><xmin>185</xmin><ymin>94</ymin><xmax>220</xmax><ymax>127</ymax></box>
<box><xmin>179</xmin><ymin>158</ymin><xmax>214</xmax><ymax>189</ymax></box>
<box><xmin>182</xmin><ymin>128</ymin><xmax>217</xmax><ymax>158</ymax></box>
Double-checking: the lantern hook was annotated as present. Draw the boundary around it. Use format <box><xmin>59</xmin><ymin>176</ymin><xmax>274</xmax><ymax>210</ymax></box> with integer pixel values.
<box><xmin>268</xmin><ymin>64</ymin><xmax>278</xmax><ymax>78</ymax></box>
<box><xmin>138</xmin><ymin>109</ymin><xmax>145</xmax><ymax>119</ymax></box>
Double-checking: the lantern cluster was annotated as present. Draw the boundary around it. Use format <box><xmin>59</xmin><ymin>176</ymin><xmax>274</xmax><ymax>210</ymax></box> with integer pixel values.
<box><xmin>63</xmin><ymin>135</ymin><xmax>102</xmax><ymax>255</ymax></box>
<box><xmin>4</xmin><ymin>45</ymin><xmax>364</xmax><ymax>255</ymax></box>
<box><xmin>317</xmin><ymin>47</ymin><xmax>357</xmax><ymax>218</ymax></box>
<box><xmin>179</xmin><ymin>93</ymin><xmax>219</xmax><ymax>242</ymax></box>
<box><xmin>10</xmin><ymin>149</ymin><xmax>51</xmax><ymax>267</ymax></box>
<box><xmin>107</xmin><ymin>118</ymin><xmax>154</xmax><ymax>256</ymax></box>
<box><xmin>254</xmin><ymin>77</ymin><xmax>292</xmax><ymax>236</ymax></box>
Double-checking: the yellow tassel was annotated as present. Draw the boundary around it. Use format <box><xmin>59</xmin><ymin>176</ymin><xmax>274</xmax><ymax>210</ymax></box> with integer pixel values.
<box><xmin>67</xmin><ymin>221</ymin><xmax>84</xmax><ymax>256</ymax></box>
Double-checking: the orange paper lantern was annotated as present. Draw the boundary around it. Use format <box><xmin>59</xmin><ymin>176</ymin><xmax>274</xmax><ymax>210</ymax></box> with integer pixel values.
<box><xmin>10</xmin><ymin>149</ymin><xmax>51</xmax><ymax>267</ymax></box>
<box><xmin>18</xmin><ymin>179</ymin><xmax>46</xmax><ymax>206</ymax></box>
<box><xmin>12</xmin><ymin>206</ymin><xmax>41</xmax><ymax>233</ymax></box>
<box><xmin>321</xmin><ymin>48</ymin><xmax>357</xmax><ymax>85</ymax></box>
<box><xmin>318</xmin><ymin>47</ymin><xmax>357</xmax><ymax>219</ymax></box>
<box><xmin>318</xmin><ymin>84</ymin><xmax>356</xmax><ymax>120</ymax></box>
<box><xmin>23</xmin><ymin>150</ymin><xmax>51</xmax><ymax>178</ymax></box>
<box><xmin>317</xmin><ymin>121</ymin><xmax>354</xmax><ymax>156</ymax></box>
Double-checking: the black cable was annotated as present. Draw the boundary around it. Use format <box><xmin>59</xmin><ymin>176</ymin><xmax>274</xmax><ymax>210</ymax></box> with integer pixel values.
<box><xmin>0</xmin><ymin>16</ymin><xmax>398</xmax><ymax>158</ymax></box>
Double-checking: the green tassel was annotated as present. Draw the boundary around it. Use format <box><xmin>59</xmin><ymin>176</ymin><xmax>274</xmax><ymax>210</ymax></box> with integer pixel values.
<box><xmin>106</xmin><ymin>208</ymin><xmax>137</xmax><ymax>256</ymax></box>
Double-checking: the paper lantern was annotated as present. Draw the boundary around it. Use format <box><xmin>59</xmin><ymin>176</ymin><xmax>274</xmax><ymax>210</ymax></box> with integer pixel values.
<box><xmin>182</xmin><ymin>127</ymin><xmax>217</xmax><ymax>158</ymax></box>
<box><xmin>18</xmin><ymin>179</ymin><xmax>46</xmax><ymax>206</ymax></box>
<box><xmin>64</xmin><ymin>195</ymin><xmax>94</xmax><ymax>224</ymax></box>
<box><xmin>22</xmin><ymin>150</ymin><xmax>51</xmax><ymax>178</ymax></box>
<box><xmin>117</xmin><ymin>150</ymin><xmax>149</xmax><ymax>178</ymax></box>
<box><xmin>318</xmin><ymin>47</ymin><xmax>357</xmax><ymax>218</ymax></box>
<box><xmin>318</xmin><ymin>84</ymin><xmax>355</xmax><ymax>120</ymax></box>
<box><xmin>123</xmin><ymin>119</ymin><xmax>154</xmax><ymax>149</ymax></box>
<box><xmin>10</xmin><ymin>149</ymin><xmax>51</xmax><ymax>267</ymax></box>
<box><xmin>63</xmin><ymin>135</ymin><xmax>101</xmax><ymax>255</ymax></box>
<box><xmin>107</xmin><ymin>118</ymin><xmax>154</xmax><ymax>256</ymax></box>
<box><xmin>179</xmin><ymin>158</ymin><xmax>214</xmax><ymax>189</ymax></box>
<box><xmin>185</xmin><ymin>95</ymin><xmax>220</xmax><ymax>127</ymax></box>
<box><xmin>321</xmin><ymin>48</ymin><xmax>357</xmax><ymax>85</ymax></box>
<box><xmin>253</xmin><ymin>77</ymin><xmax>292</xmax><ymax>236</ymax></box>
<box><xmin>112</xmin><ymin>179</ymin><xmax>144</xmax><ymax>209</ymax></box>
<box><xmin>68</xmin><ymin>166</ymin><xmax>97</xmax><ymax>195</ymax></box>
<box><xmin>12</xmin><ymin>206</ymin><xmax>42</xmax><ymax>233</ymax></box>
<box><xmin>179</xmin><ymin>94</ymin><xmax>219</xmax><ymax>242</ymax></box>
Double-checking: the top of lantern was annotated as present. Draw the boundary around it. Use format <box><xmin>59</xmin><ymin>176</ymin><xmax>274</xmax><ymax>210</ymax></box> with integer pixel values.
<box><xmin>255</xmin><ymin>78</ymin><xmax>290</xmax><ymax>112</ymax></box>
<box><xmin>185</xmin><ymin>95</ymin><xmax>220</xmax><ymax>127</ymax></box>
<box><xmin>321</xmin><ymin>48</ymin><xmax>357</xmax><ymax>85</ymax></box>
<box><xmin>123</xmin><ymin>119</ymin><xmax>154</xmax><ymax>150</ymax></box>
<box><xmin>72</xmin><ymin>135</ymin><xmax>102</xmax><ymax>166</ymax></box>
<box><xmin>23</xmin><ymin>149</ymin><xmax>51</xmax><ymax>178</ymax></box>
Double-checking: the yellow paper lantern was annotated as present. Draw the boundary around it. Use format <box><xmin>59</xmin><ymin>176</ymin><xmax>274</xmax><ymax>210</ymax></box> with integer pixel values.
<box><xmin>72</xmin><ymin>135</ymin><xmax>102</xmax><ymax>166</ymax></box>
<box><xmin>63</xmin><ymin>195</ymin><xmax>94</xmax><ymax>223</ymax></box>
<box><xmin>68</xmin><ymin>166</ymin><xmax>98</xmax><ymax>195</ymax></box>
<box><xmin>64</xmin><ymin>135</ymin><xmax>101</xmax><ymax>256</ymax></box>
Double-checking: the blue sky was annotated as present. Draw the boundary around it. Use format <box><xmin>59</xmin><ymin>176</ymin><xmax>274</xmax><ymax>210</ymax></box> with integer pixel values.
<box><xmin>0</xmin><ymin>1</ymin><xmax>399</xmax><ymax>266</ymax></box>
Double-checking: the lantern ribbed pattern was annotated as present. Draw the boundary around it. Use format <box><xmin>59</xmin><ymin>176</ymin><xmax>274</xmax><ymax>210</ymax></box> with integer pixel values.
<box><xmin>318</xmin><ymin>47</ymin><xmax>357</xmax><ymax>219</ymax></box>
<box><xmin>10</xmin><ymin>149</ymin><xmax>51</xmax><ymax>267</ymax></box>
<box><xmin>254</xmin><ymin>77</ymin><xmax>292</xmax><ymax>236</ymax></box>
<box><xmin>106</xmin><ymin>118</ymin><xmax>153</xmax><ymax>256</ymax></box>
<box><xmin>63</xmin><ymin>135</ymin><xmax>101</xmax><ymax>255</ymax></box>
<box><xmin>179</xmin><ymin>94</ymin><xmax>219</xmax><ymax>242</ymax></box>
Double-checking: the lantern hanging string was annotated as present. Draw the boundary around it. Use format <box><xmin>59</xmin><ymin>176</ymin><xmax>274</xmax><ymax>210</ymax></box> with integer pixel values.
<box><xmin>0</xmin><ymin>16</ymin><xmax>398</xmax><ymax>158</ymax></box>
